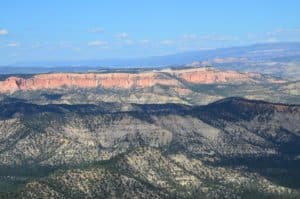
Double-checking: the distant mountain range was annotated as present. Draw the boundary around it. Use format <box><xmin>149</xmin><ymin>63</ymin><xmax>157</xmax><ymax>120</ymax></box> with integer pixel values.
<box><xmin>1</xmin><ymin>42</ymin><xmax>300</xmax><ymax>76</ymax></box>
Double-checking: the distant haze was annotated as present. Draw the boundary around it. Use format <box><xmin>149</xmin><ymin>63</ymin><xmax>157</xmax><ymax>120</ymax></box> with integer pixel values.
<box><xmin>1</xmin><ymin>42</ymin><xmax>300</xmax><ymax>75</ymax></box>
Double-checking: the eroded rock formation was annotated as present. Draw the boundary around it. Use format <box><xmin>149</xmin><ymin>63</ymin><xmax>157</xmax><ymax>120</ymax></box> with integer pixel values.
<box><xmin>0</xmin><ymin>68</ymin><xmax>264</xmax><ymax>93</ymax></box>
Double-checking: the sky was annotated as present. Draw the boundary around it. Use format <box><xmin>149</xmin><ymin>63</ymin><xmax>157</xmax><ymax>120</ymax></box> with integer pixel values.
<box><xmin>0</xmin><ymin>0</ymin><xmax>300</xmax><ymax>65</ymax></box>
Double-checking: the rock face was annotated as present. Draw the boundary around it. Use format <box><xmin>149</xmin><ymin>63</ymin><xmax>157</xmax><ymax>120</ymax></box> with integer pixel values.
<box><xmin>0</xmin><ymin>68</ymin><xmax>262</xmax><ymax>93</ymax></box>
<box><xmin>171</xmin><ymin>68</ymin><xmax>261</xmax><ymax>84</ymax></box>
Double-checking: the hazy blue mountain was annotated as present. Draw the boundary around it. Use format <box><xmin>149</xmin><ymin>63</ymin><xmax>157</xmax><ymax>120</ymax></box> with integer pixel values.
<box><xmin>1</xmin><ymin>42</ymin><xmax>299</xmax><ymax>73</ymax></box>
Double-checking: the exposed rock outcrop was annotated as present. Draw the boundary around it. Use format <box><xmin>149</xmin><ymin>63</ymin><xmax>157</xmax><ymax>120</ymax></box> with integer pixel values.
<box><xmin>0</xmin><ymin>68</ymin><xmax>265</xmax><ymax>93</ymax></box>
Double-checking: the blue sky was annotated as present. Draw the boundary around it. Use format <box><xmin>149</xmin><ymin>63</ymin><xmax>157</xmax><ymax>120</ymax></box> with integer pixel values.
<box><xmin>0</xmin><ymin>0</ymin><xmax>300</xmax><ymax>65</ymax></box>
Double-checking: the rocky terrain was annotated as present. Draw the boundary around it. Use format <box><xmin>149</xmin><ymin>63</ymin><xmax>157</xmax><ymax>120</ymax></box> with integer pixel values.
<box><xmin>0</xmin><ymin>97</ymin><xmax>299</xmax><ymax>198</ymax></box>
<box><xmin>0</xmin><ymin>67</ymin><xmax>266</xmax><ymax>93</ymax></box>
<box><xmin>0</xmin><ymin>67</ymin><xmax>299</xmax><ymax>198</ymax></box>
<box><xmin>0</xmin><ymin>67</ymin><xmax>298</xmax><ymax>105</ymax></box>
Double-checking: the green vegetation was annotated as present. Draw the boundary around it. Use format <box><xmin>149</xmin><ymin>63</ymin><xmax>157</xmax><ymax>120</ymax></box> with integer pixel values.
<box><xmin>0</xmin><ymin>98</ymin><xmax>299</xmax><ymax>198</ymax></box>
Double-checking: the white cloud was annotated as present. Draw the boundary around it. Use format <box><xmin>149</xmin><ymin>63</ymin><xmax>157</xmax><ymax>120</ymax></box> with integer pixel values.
<box><xmin>59</xmin><ymin>42</ymin><xmax>81</xmax><ymax>51</ymax></box>
<box><xmin>245</xmin><ymin>28</ymin><xmax>300</xmax><ymax>44</ymax></box>
<box><xmin>31</xmin><ymin>42</ymin><xmax>42</xmax><ymax>49</ymax></box>
<box><xmin>0</xmin><ymin>29</ymin><xmax>8</xmax><ymax>35</ymax></box>
<box><xmin>115</xmin><ymin>32</ymin><xmax>129</xmax><ymax>39</ymax></box>
<box><xmin>201</xmin><ymin>34</ymin><xmax>239</xmax><ymax>42</ymax></box>
<box><xmin>267</xmin><ymin>28</ymin><xmax>300</xmax><ymax>36</ymax></box>
<box><xmin>123</xmin><ymin>39</ymin><xmax>134</xmax><ymax>45</ymax></box>
<box><xmin>264</xmin><ymin>37</ymin><xmax>279</xmax><ymax>43</ymax></box>
<box><xmin>89</xmin><ymin>27</ymin><xmax>104</xmax><ymax>33</ymax></box>
<box><xmin>139</xmin><ymin>39</ymin><xmax>150</xmax><ymax>44</ymax></box>
<box><xmin>7</xmin><ymin>42</ymin><xmax>20</xmax><ymax>47</ymax></box>
<box><xmin>88</xmin><ymin>40</ymin><xmax>108</xmax><ymax>47</ymax></box>
<box><xmin>72</xmin><ymin>47</ymin><xmax>81</xmax><ymax>51</ymax></box>
<box><xmin>160</xmin><ymin>40</ymin><xmax>174</xmax><ymax>45</ymax></box>
<box><xmin>114</xmin><ymin>33</ymin><xmax>136</xmax><ymax>46</ymax></box>
<box><xmin>182</xmin><ymin>34</ymin><xmax>198</xmax><ymax>40</ymax></box>
<box><xmin>59</xmin><ymin>41</ymin><xmax>69</xmax><ymax>47</ymax></box>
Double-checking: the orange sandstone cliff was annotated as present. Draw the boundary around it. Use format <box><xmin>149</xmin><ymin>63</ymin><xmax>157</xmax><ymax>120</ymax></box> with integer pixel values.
<box><xmin>170</xmin><ymin>68</ymin><xmax>261</xmax><ymax>84</ymax></box>
<box><xmin>0</xmin><ymin>68</ymin><xmax>262</xmax><ymax>93</ymax></box>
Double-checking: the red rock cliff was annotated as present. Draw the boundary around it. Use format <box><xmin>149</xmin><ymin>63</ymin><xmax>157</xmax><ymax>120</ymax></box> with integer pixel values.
<box><xmin>0</xmin><ymin>68</ymin><xmax>262</xmax><ymax>93</ymax></box>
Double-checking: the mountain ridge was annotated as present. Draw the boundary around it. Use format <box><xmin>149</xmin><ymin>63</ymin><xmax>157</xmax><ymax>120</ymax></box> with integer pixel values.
<box><xmin>0</xmin><ymin>97</ymin><xmax>299</xmax><ymax>198</ymax></box>
<box><xmin>7</xmin><ymin>42</ymin><xmax>300</xmax><ymax>68</ymax></box>
<box><xmin>0</xmin><ymin>67</ymin><xmax>278</xmax><ymax>94</ymax></box>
